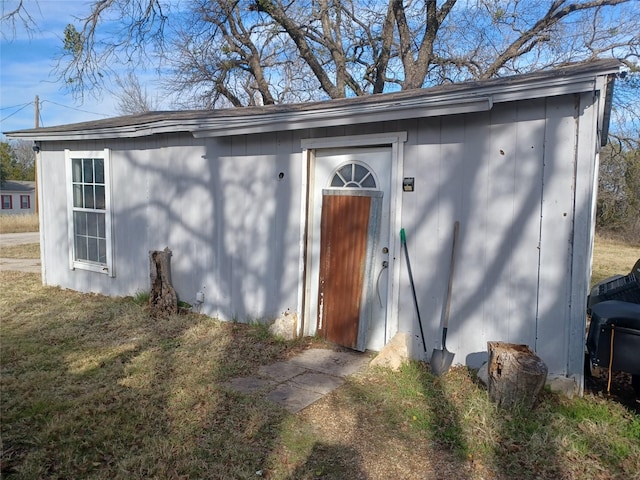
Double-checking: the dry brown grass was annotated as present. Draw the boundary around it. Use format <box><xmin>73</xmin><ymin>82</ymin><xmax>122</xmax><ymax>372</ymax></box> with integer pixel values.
<box><xmin>0</xmin><ymin>214</ymin><xmax>39</xmax><ymax>234</ymax></box>
<box><xmin>0</xmin><ymin>243</ymin><xmax>40</xmax><ymax>259</ymax></box>
<box><xmin>2</xmin><ymin>271</ymin><xmax>639</xmax><ymax>480</ymax></box>
<box><xmin>592</xmin><ymin>234</ymin><xmax>640</xmax><ymax>286</ymax></box>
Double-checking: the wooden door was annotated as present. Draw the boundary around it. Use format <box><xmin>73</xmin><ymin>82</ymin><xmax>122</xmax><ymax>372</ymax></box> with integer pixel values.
<box><xmin>317</xmin><ymin>190</ymin><xmax>381</xmax><ymax>351</ymax></box>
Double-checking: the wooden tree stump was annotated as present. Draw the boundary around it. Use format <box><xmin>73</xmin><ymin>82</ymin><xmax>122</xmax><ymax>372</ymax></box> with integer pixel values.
<box><xmin>149</xmin><ymin>247</ymin><xmax>178</xmax><ymax>316</ymax></box>
<box><xmin>487</xmin><ymin>341</ymin><xmax>548</xmax><ymax>409</ymax></box>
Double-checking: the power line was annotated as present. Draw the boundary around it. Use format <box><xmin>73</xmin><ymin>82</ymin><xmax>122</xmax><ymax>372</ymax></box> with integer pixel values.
<box><xmin>1</xmin><ymin>98</ymin><xmax>112</xmax><ymax>125</ymax></box>
<box><xmin>0</xmin><ymin>102</ymin><xmax>32</xmax><ymax>111</ymax></box>
<box><xmin>0</xmin><ymin>103</ymin><xmax>32</xmax><ymax>122</ymax></box>
<box><xmin>41</xmin><ymin>100</ymin><xmax>111</xmax><ymax>117</ymax></box>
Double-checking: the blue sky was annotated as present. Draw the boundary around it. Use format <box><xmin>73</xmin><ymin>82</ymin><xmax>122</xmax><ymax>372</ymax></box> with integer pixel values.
<box><xmin>2</xmin><ymin>1</ymin><xmax>637</xmax><ymax>139</ymax></box>
<box><xmin>0</xmin><ymin>1</ymin><xmax>149</xmax><ymax>137</ymax></box>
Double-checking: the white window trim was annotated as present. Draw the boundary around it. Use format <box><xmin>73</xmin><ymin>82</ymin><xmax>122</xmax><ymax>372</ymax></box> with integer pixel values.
<box><xmin>65</xmin><ymin>148</ymin><xmax>115</xmax><ymax>276</ymax></box>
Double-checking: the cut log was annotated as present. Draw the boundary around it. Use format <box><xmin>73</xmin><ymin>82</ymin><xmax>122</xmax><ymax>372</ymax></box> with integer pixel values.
<box><xmin>149</xmin><ymin>247</ymin><xmax>178</xmax><ymax>316</ymax></box>
<box><xmin>487</xmin><ymin>341</ymin><xmax>548</xmax><ymax>409</ymax></box>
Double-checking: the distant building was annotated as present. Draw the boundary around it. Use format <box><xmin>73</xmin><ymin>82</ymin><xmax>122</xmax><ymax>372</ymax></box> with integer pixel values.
<box><xmin>0</xmin><ymin>180</ymin><xmax>35</xmax><ymax>215</ymax></box>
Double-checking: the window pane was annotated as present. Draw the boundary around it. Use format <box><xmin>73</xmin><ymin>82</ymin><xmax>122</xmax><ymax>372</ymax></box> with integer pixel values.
<box><xmin>84</xmin><ymin>185</ymin><xmax>95</xmax><ymax>209</ymax></box>
<box><xmin>354</xmin><ymin>164</ymin><xmax>368</xmax><ymax>183</ymax></box>
<box><xmin>98</xmin><ymin>239</ymin><xmax>106</xmax><ymax>263</ymax></box>
<box><xmin>83</xmin><ymin>159</ymin><xmax>94</xmax><ymax>183</ymax></box>
<box><xmin>94</xmin><ymin>159</ymin><xmax>104</xmax><ymax>184</ymax></box>
<box><xmin>75</xmin><ymin>234</ymin><xmax>88</xmax><ymax>261</ymax></box>
<box><xmin>73</xmin><ymin>184</ymin><xmax>83</xmax><ymax>208</ymax></box>
<box><xmin>95</xmin><ymin>186</ymin><xmax>105</xmax><ymax>209</ymax></box>
<box><xmin>362</xmin><ymin>174</ymin><xmax>376</xmax><ymax>188</ymax></box>
<box><xmin>330</xmin><ymin>175</ymin><xmax>345</xmax><ymax>187</ymax></box>
<box><xmin>97</xmin><ymin>214</ymin><xmax>105</xmax><ymax>238</ymax></box>
<box><xmin>87</xmin><ymin>237</ymin><xmax>99</xmax><ymax>262</ymax></box>
<box><xmin>74</xmin><ymin>212</ymin><xmax>87</xmax><ymax>235</ymax></box>
<box><xmin>72</xmin><ymin>159</ymin><xmax>83</xmax><ymax>182</ymax></box>
<box><xmin>338</xmin><ymin>165</ymin><xmax>352</xmax><ymax>182</ymax></box>
<box><xmin>87</xmin><ymin>212</ymin><xmax>98</xmax><ymax>237</ymax></box>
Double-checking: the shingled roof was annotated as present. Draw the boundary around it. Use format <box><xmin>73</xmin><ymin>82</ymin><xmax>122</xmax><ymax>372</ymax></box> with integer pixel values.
<box><xmin>5</xmin><ymin>59</ymin><xmax>619</xmax><ymax>141</ymax></box>
<box><xmin>0</xmin><ymin>180</ymin><xmax>35</xmax><ymax>192</ymax></box>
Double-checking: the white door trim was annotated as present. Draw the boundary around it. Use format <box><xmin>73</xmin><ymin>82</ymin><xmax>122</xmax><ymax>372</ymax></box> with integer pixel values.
<box><xmin>296</xmin><ymin>132</ymin><xmax>407</xmax><ymax>345</ymax></box>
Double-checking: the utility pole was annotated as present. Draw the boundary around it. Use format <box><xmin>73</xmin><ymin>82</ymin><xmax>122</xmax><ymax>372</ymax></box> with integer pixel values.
<box><xmin>34</xmin><ymin>95</ymin><xmax>39</xmax><ymax>215</ymax></box>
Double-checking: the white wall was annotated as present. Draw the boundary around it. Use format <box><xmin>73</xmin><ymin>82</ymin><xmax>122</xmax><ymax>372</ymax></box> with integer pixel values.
<box><xmin>37</xmin><ymin>90</ymin><xmax>600</xmax><ymax>382</ymax></box>
<box><xmin>38</xmin><ymin>132</ymin><xmax>304</xmax><ymax>322</ymax></box>
<box><xmin>396</xmin><ymin>94</ymin><xmax>599</xmax><ymax>380</ymax></box>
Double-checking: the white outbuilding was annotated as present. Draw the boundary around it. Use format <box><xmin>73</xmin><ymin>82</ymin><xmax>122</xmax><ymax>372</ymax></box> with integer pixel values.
<box><xmin>6</xmin><ymin>59</ymin><xmax>620</xmax><ymax>394</ymax></box>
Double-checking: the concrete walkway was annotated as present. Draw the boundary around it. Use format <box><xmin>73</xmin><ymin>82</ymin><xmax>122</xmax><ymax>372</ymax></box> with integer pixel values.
<box><xmin>0</xmin><ymin>257</ymin><xmax>41</xmax><ymax>273</ymax></box>
<box><xmin>0</xmin><ymin>232</ymin><xmax>40</xmax><ymax>246</ymax></box>
<box><xmin>224</xmin><ymin>348</ymin><xmax>371</xmax><ymax>413</ymax></box>
<box><xmin>0</xmin><ymin>232</ymin><xmax>41</xmax><ymax>273</ymax></box>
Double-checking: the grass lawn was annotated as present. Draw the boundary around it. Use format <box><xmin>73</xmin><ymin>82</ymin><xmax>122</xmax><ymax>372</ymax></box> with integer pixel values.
<box><xmin>591</xmin><ymin>235</ymin><xmax>640</xmax><ymax>286</ymax></box>
<box><xmin>0</xmin><ymin>214</ymin><xmax>39</xmax><ymax>234</ymax></box>
<box><xmin>1</xmin><ymin>269</ymin><xmax>639</xmax><ymax>479</ymax></box>
<box><xmin>0</xmin><ymin>243</ymin><xmax>40</xmax><ymax>259</ymax></box>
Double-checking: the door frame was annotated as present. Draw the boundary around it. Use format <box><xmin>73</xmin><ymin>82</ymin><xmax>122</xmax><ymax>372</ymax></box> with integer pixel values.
<box><xmin>296</xmin><ymin>132</ymin><xmax>407</xmax><ymax>346</ymax></box>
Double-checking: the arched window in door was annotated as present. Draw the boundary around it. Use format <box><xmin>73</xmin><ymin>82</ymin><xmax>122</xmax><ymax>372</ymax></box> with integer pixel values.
<box><xmin>329</xmin><ymin>162</ymin><xmax>377</xmax><ymax>189</ymax></box>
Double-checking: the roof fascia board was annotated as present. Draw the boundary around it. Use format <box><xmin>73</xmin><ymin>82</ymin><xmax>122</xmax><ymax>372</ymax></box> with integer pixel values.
<box><xmin>490</xmin><ymin>79</ymin><xmax>598</xmax><ymax>103</ymax></box>
<box><xmin>11</xmin><ymin>97</ymin><xmax>491</xmax><ymax>141</ymax></box>
<box><xmin>598</xmin><ymin>74</ymin><xmax>615</xmax><ymax>146</ymax></box>
<box><xmin>191</xmin><ymin>77</ymin><xmax>601</xmax><ymax>138</ymax></box>
<box><xmin>191</xmin><ymin>97</ymin><xmax>493</xmax><ymax>138</ymax></box>
<box><xmin>191</xmin><ymin>76</ymin><xmax>602</xmax><ymax>136</ymax></box>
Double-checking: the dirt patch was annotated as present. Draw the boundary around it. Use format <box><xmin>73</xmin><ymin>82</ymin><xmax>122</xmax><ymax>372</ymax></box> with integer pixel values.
<box><xmin>585</xmin><ymin>368</ymin><xmax>640</xmax><ymax>414</ymax></box>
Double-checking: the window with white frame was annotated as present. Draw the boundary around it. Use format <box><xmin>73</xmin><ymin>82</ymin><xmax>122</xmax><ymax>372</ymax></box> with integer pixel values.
<box><xmin>329</xmin><ymin>162</ymin><xmax>377</xmax><ymax>188</ymax></box>
<box><xmin>65</xmin><ymin>149</ymin><xmax>114</xmax><ymax>276</ymax></box>
<box><xmin>20</xmin><ymin>195</ymin><xmax>30</xmax><ymax>209</ymax></box>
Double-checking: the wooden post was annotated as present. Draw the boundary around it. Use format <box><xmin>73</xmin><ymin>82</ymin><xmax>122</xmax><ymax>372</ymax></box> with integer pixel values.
<box><xmin>487</xmin><ymin>342</ymin><xmax>548</xmax><ymax>409</ymax></box>
<box><xmin>149</xmin><ymin>247</ymin><xmax>178</xmax><ymax>316</ymax></box>
<box><xmin>34</xmin><ymin>95</ymin><xmax>39</xmax><ymax>215</ymax></box>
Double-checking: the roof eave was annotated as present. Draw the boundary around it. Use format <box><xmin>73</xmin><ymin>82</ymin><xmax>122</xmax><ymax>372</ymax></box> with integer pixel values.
<box><xmin>193</xmin><ymin>74</ymin><xmax>606</xmax><ymax>138</ymax></box>
<box><xmin>5</xmin><ymin>62</ymin><xmax>619</xmax><ymax>142</ymax></box>
<box><xmin>192</xmin><ymin>96</ymin><xmax>493</xmax><ymax>138</ymax></box>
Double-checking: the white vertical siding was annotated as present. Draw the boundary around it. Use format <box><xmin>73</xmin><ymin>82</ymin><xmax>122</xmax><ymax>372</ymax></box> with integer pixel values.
<box><xmin>499</xmin><ymin>100</ymin><xmax>547</xmax><ymax>348</ymax></box>
<box><xmin>39</xmin><ymin>143</ymin><xmax>73</xmax><ymax>289</ymax></box>
<box><xmin>396</xmin><ymin>94</ymin><xmax>597</xmax><ymax>377</ymax></box>
<box><xmin>39</xmin><ymin>133</ymin><xmax>303</xmax><ymax>322</ymax></box>
<box><xmin>568</xmin><ymin>91</ymin><xmax>602</xmax><ymax>390</ymax></box>
<box><xmin>36</xmin><ymin>87</ymin><xmax>601</xmax><ymax>381</ymax></box>
<box><xmin>536</xmin><ymin>97</ymin><xmax>579</xmax><ymax>374</ymax></box>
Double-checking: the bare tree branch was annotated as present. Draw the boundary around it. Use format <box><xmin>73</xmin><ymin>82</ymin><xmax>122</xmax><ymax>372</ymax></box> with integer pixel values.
<box><xmin>23</xmin><ymin>0</ymin><xmax>636</xmax><ymax>116</ymax></box>
<box><xmin>115</xmin><ymin>72</ymin><xmax>159</xmax><ymax>114</ymax></box>
<box><xmin>257</xmin><ymin>0</ymin><xmax>344</xmax><ymax>98</ymax></box>
<box><xmin>480</xmin><ymin>0</ymin><xmax>630</xmax><ymax>79</ymax></box>
<box><xmin>1</xmin><ymin>0</ymin><xmax>39</xmax><ymax>39</ymax></box>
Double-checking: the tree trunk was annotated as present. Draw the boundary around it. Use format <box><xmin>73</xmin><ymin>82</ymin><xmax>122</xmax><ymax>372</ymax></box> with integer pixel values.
<box><xmin>487</xmin><ymin>341</ymin><xmax>548</xmax><ymax>409</ymax></box>
<box><xmin>149</xmin><ymin>247</ymin><xmax>178</xmax><ymax>317</ymax></box>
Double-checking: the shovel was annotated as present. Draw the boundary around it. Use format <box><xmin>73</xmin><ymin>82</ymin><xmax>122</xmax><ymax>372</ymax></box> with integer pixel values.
<box><xmin>430</xmin><ymin>221</ymin><xmax>459</xmax><ymax>376</ymax></box>
<box><xmin>400</xmin><ymin>228</ymin><xmax>427</xmax><ymax>353</ymax></box>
